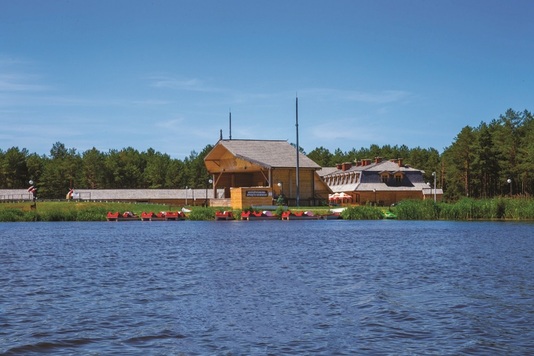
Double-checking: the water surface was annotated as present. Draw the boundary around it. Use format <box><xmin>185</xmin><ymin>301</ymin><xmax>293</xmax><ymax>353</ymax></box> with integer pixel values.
<box><xmin>1</xmin><ymin>220</ymin><xmax>533</xmax><ymax>355</ymax></box>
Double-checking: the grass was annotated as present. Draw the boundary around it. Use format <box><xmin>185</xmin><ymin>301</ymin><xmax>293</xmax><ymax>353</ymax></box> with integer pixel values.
<box><xmin>1</xmin><ymin>198</ymin><xmax>533</xmax><ymax>222</ymax></box>
<box><xmin>0</xmin><ymin>201</ymin><xmax>175</xmax><ymax>222</ymax></box>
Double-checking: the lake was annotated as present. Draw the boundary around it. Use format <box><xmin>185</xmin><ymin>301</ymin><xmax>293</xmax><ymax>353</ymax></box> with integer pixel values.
<box><xmin>1</xmin><ymin>220</ymin><xmax>533</xmax><ymax>355</ymax></box>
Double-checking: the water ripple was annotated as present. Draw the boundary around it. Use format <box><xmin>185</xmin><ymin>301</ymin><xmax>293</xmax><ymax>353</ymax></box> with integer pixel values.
<box><xmin>1</xmin><ymin>221</ymin><xmax>533</xmax><ymax>355</ymax></box>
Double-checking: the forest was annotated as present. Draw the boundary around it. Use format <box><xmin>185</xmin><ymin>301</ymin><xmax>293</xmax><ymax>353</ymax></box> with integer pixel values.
<box><xmin>1</xmin><ymin>109</ymin><xmax>532</xmax><ymax>201</ymax></box>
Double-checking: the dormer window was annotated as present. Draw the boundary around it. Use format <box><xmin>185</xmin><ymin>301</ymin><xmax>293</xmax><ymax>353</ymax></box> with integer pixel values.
<box><xmin>379</xmin><ymin>172</ymin><xmax>390</xmax><ymax>183</ymax></box>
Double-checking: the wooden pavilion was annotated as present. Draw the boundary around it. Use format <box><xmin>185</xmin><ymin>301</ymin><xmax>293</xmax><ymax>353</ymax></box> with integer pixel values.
<box><xmin>204</xmin><ymin>139</ymin><xmax>331</xmax><ymax>209</ymax></box>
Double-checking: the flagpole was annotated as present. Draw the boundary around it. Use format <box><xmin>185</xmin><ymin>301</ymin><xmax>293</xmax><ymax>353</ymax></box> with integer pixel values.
<box><xmin>296</xmin><ymin>94</ymin><xmax>300</xmax><ymax>207</ymax></box>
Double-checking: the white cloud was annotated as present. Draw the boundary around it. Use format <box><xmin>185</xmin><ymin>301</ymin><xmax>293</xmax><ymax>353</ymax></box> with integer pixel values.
<box><xmin>154</xmin><ymin>118</ymin><xmax>185</xmax><ymax>131</ymax></box>
<box><xmin>302</xmin><ymin>88</ymin><xmax>412</xmax><ymax>104</ymax></box>
<box><xmin>148</xmin><ymin>75</ymin><xmax>221</xmax><ymax>92</ymax></box>
<box><xmin>0</xmin><ymin>74</ymin><xmax>50</xmax><ymax>92</ymax></box>
<box><xmin>130</xmin><ymin>99</ymin><xmax>170</xmax><ymax>106</ymax></box>
<box><xmin>310</xmin><ymin>122</ymin><xmax>379</xmax><ymax>140</ymax></box>
<box><xmin>0</xmin><ymin>55</ymin><xmax>51</xmax><ymax>93</ymax></box>
<box><xmin>150</xmin><ymin>77</ymin><xmax>201</xmax><ymax>89</ymax></box>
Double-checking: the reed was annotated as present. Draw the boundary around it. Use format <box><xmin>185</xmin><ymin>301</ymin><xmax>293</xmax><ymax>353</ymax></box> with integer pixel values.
<box><xmin>504</xmin><ymin>198</ymin><xmax>534</xmax><ymax>220</ymax></box>
<box><xmin>187</xmin><ymin>206</ymin><xmax>218</xmax><ymax>220</ymax></box>
<box><xmin>0</xmin><ymin>208</ymin><xmax>27</xmax><ymax>222</ymax></box>
<box><xmin>393</xmin><ymin>200</ymin><xmax>439</xmax><ymax>220</ymax></box>
<box><xmin>341</xmin><ymin>206</ymin><xmax>383</xmax><ymax>220</ymax></box>
<box><xmin>438</xmin><ymin>198</ymin><xmax>493</xmax><ymax>220</ymax></box>
<box><xmin>391</xmin><ymin>198</ymin><xmax>534</xmax><ymax>220</ymax></box>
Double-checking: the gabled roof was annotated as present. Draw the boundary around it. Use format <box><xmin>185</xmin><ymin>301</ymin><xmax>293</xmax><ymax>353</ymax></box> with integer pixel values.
<box><xmin>321</xmin><ymin>159</ymin><xmax>429</xmax><ymax>193</ymax></box>
<box><xmin>204</xmin><ymin>139</ymin><xmax>321</xmax><ymax>171</ymax></box>
<box><xmin>367</xmin><ymin>160</ymin><xmax>420</xmax><ymax>173</ymax></box>
<box><xmin>321</xmin><ymin>159</ymin><xmax>421</xmax><ymax>177</ymax></box>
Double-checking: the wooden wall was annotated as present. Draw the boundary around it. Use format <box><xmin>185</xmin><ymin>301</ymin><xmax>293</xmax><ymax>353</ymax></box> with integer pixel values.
<box><xmin>213</xmin><ymin>168</ymin><xmax>321</xmax><ymax>203</ymax></box>
<box><xmin>230</xmin><ymin>187</ymin><xmax>274</xmax><ymax>210</ymax></box>
<box><xmin>271</xmin><ymin>168</ymin><xmax>316</xmax><ymax>199</ymax></box>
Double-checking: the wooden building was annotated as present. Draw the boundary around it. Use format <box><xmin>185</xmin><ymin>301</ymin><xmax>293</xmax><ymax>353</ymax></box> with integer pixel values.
<box><xmin>319</xmin><ymin>157</ymin><xmax>443</xmax><ymax>206</ymax></box>
<box><xmin>204</xmin><ymin>139</ymin><xmax>331</xmax><ymax>208</ymax></box>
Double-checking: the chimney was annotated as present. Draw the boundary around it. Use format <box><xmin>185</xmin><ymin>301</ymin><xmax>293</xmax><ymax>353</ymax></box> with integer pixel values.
<box><xmin>342</xmin><ymin>162</ymin><xmax>352</xmax><ymax>171</ymax></box>
<box><xmin>375</xmin><ymin>157</ymin><xmax>382</xmax><ymax>164</ymax></box>
<box><xmin>336</xmin><ymin>163</ymin><xmax>342</xmax><ymax>170</ymax></box>
<box><xmin>398</xmin><ymin>158</ymin><xmax>404</xmax><ymax>167</ymax></box>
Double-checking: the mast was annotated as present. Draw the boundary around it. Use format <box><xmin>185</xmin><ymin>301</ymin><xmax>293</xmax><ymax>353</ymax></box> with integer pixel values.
<box><xmin>296</xmin><ymin>94</ymin><xmax>300</xmax><ymax>207</ymax></box>
<box><xmin>229</xmin><ymin>110</ymin><xmax>232</xmax><ymax>140</ymax></box>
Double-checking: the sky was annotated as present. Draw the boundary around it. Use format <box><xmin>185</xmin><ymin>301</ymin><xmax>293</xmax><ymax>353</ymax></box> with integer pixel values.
<box><xmin>1</xmin><ymin>0</ymin><xmax>534</xmax><ymax>159</ymax></box>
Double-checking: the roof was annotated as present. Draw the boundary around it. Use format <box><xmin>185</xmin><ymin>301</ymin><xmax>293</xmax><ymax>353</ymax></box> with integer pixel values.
<box><xmin>322</xmin><ymin>159</ymin><xmax>432</xmax><ymax>193</ymax></box>
<box><xmin>316</xmin><ymin>167</ymin><xmax>338</xmax><ymax>177</ymax></box>
<box><xmin>354</xmin><ymin>182</ymin><xmax>433</xmax><ymax>192</ymax></box>
<box><xmin>205</xmin><ymin>139</ymin><xmax>321</xmax><ymax>170</ymax></box>
<box><xmin>322</xmin><ymin>160</ymin><xmax>422</xmax><ymax>177</ymax></box>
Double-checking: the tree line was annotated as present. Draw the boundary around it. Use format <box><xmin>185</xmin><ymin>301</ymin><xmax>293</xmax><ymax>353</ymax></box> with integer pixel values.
<box><xmin>1</xmin><ymin>109</ymin><xmax>532</xmax><ymax>201</ymax></box>
<box><xmin>0</xmin><ymin>143</ymin><xmax>214</xmax><ymax>199</ymax></box>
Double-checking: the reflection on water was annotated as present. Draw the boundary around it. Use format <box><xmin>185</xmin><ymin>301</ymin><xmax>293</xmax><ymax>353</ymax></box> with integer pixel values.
<box><xmin>1</xmin><ymin>220</ymin><xmax>533</xmax><ymax>355</ymax></box>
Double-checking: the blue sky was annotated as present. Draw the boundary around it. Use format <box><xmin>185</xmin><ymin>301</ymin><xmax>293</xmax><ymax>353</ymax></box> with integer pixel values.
<box><xmin>1</xmin><ymin>0</ymin><xmax>533</xmax><ymax>159</ymax></box>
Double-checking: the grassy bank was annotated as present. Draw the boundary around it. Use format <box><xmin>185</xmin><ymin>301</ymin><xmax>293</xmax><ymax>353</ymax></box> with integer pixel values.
<box><xmin>0</xmin><ymin>202</ymin><xmax>175</xmax><ymax>222</ymax></box>
<box><xmin>1</xmin><ymin>198</ymin><xmax>533</xmax><ymax>222</ymax></box>
<box><xmin>391</xmin><ymin>198</ymin><xmax>534</xmax><ymax>220</ymax></box>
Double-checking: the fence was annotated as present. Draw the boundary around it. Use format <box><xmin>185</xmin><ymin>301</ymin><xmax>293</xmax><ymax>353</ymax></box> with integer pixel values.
<box><xmin>0</xmin><ymin>193</ymin><xmax>33</xmax><ymax>202</ymax></box>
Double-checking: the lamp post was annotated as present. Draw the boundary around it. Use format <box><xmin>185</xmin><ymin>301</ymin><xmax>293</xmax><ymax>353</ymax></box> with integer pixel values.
<box><xmin>185</xmin><ymin>186</ymin><xmax>188</xmax><ymax>206</ymax></box>
<box><xmin>507</xmin><ymin>178</ymin><xmax>512</xmax><ymax>196</ymax></box>
<box><xmin>276</xmin><ymin>182</ymin><xmax>284</xmax><ymax>205</ymax></box>
<box><xmin>205</xmin><ymin>178</ymin><xmax>213</xmax><ymax>207</ymax></box>
<box><xmin>28</xmin><ymin>180</ymin><xmax>37</xmax><ymax>210</ymax></box>
<box><xmin>432</xmin><ymin>172</ymin><xmax>437</xmax><ymax>203</ymax></box>
<box><xmin>373</xmin><ymin>188</ymin><xmax>376</xmax><ymax>206</ymax></box>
